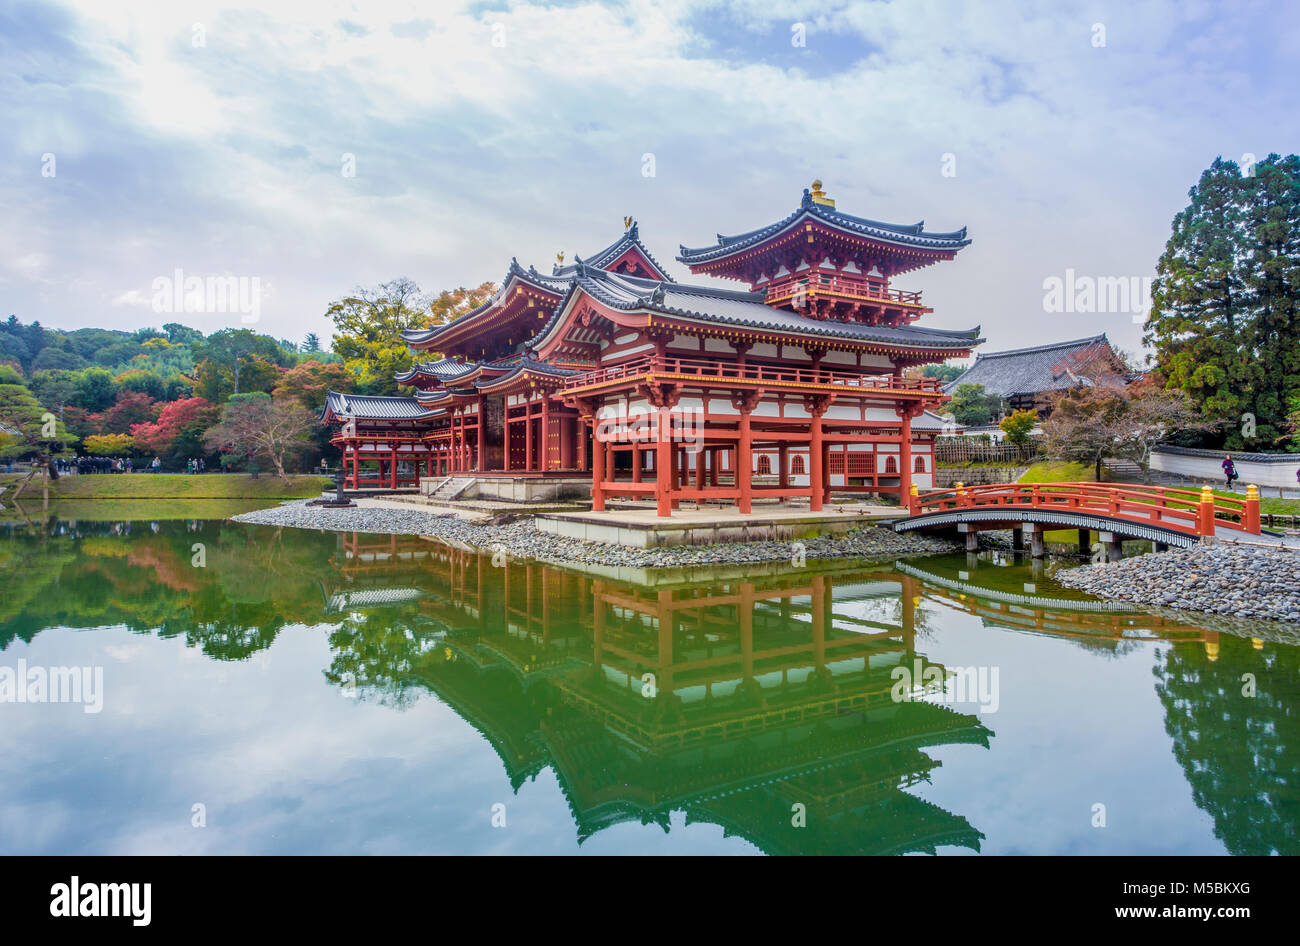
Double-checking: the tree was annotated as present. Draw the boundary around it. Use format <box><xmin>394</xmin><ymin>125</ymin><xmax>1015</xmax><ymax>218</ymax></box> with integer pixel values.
<box><xmin>193</xmin><ymin>328</ymin><xmax>287</xmax><ymax>398</ymax></box>
<box><xmin>326</xmin><ymin>278</ymin><xmax>430</xmax><ymax>395</ymax></box>
<box><xmin>130</xmin><ymin>397</ymin><xmax>219</xmax><ymax>459</ymax></box>
<box><xmin>83</xmin><ymin>433</ymin><xmax>136</xmax><ymax>455</ymax></box>
<box><xmin>428</xmin><ymin>282</ymin><xmax>497</xmax><ymax>327</ymax></box>
<box><xmin>947</xmin><ymin>384</ymin><xmax>1001</xmax><ymax>427</ymax></box>
<box><xmin>74</xmin><ymin>367</ymin><xmax>118</xmax><ymax>412</ymax></box>
<box><xmin>90</xmin><ymin>391</ymin><xmax>158</xmax><ymax>434</ymax></box>
<box><xmin>1116</xmin><ymin>378</ymin><xmax>1217</xmax><ymax>481</ymax></box>
<box><xmin>921</xmin><ymin>363</ymin><xmax>964</xmax><ymax>383</ymax></box>
<box><xmin>202</xmin><ymin>393</ymin><xmax>316</xmax><ymax>484</ymax></box>
<box><xmin>999</xmin><ymin>408</ymin><xmax>1038</xmax><ymax>445</ymax></box>
<box><xmin>0</xmin><ymin>379</ymin><xmax>77</xmax><ymax>463</ymax></box>
<box><xmin>302</xmin><ymin>332</ymin><xmax>321</xmax><ymax>353</ymax></box>
<box><xmin>1042</xmin><ymin>375</ymin><xmax>1215</xmax><ymax>482</ymax></box>
<box><xmin>272</xmin><ymin>360</ymin><xmax>355</xmax><ymax>410</ymax></box>
<box><xmin>1146</xmin><ymin>154</ymin><xmax>1300</xmax><ymax>449</ymax></box>
<box><xmin>1040</xmin><ymin>384</ymin><xmax>1129</xmax><ymax>481</ymax></box>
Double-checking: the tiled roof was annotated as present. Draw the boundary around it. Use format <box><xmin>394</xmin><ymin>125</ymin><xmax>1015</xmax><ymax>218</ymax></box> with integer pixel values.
<box><xmin>678</xmin><ymin>188</ymin><xmax>970</xmax><ymax>264</ymax></box>
<box><xmin>536</xmin><ymin>266</ymin><xmax>982</xmax><ymax>350</ymax></box>
<box><xmin>943</xmin><ymin>334</ymin><xmax>1114</xmax><ymax>397</ymax></box>
<box><xmin>474</xmin><ymin>357</ymin><xmax>580</xmax><ymax>390</ymax></box>
<box><xmin>400</xmin><ymin>259</ymin><xmax>571</xmax><ymax>346</ymax></box>
<box><xmin>394</xmin><ymin>358</ymin><xmax>480</xmax><ymax>383</ymax></box>
<box><xmin>554</xmin><ymin>221</ymin><xmax>675</xmax><ymax>281</ymax></box>
<box><xmin>320</xmin><ymin>391</ymin><xmax>441</xmax><ymax>421</ymax></box>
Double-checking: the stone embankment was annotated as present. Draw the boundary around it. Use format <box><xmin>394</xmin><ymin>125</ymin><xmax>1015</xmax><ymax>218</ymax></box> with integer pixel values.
<box><xmin>232</xmin><ymin>500</ymin><xmax>955</xmax><ymax>570</ymax></box>
<box><xmin>1057</xmin><ymin>544</ymin><xmax>1300</xmax><ymax>623</ymax></box>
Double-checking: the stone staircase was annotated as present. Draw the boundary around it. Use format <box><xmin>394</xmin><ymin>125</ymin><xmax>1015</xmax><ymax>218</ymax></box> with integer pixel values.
<box><xmin>426</xmin><ymin>476</ymin><xmax>476</xmax><ymax>502</ymax></box>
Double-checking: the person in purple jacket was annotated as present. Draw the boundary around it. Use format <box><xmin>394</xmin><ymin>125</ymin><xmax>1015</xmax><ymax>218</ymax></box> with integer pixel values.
<box><xmin>1221</xmin><ymin>454</ymin><xmax>1238</xmax><ymax>489</ymax></box>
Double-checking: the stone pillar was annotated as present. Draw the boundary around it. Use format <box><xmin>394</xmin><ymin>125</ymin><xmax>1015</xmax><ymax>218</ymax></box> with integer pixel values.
<box><xmin>1099</xmin><ymin>530</ymin><xmax>1122</xmax><ymax>562</ymax></box>
<box><xmin>1077</xmin><ymin>528</ymin><xmax>1091</xmax><ymax>556</ymax></box>
<box><xmin>1023</xmin><ymin>523</ymin><xmax>1045</xmax><ymax>558</ymax></box>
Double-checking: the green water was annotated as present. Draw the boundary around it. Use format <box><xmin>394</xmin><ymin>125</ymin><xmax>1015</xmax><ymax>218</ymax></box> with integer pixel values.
<box><xmin>0</xmin><ymin>514</ymin><xmax>1295</xmax><ymax>855</ymax></box>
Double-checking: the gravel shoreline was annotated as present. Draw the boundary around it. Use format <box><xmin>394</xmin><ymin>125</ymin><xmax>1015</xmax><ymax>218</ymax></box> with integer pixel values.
<box><xmin>1057</xmin><ymin>544</ymin><xmax>1300</xmax><ymax>624</ymax></box>
<box><xmin>231</xmin><ymin>500</ymin><xmax>956</xmax><ymax>569</ymax></box>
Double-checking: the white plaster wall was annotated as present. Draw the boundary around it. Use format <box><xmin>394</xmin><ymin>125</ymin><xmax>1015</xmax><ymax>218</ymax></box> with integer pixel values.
<box><xmin>1150</xmin><ymin>450</ymin><xmax>1300</xmax><ymax>489</ymax></box>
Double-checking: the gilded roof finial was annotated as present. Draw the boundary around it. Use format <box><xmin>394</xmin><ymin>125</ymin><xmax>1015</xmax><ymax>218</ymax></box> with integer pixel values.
<box><xmin>623</xmin><ymin>215</ymin><xmax>633</xmax><ymax>229</ymax></box>
<box><xmin>556</xmin><ymin>251</ymin><xmax>565</xmax><ymax>264</ymax></box>
<box><xmin>809</xmin><ymin>178</ymin><xmax>834</xmax><ymax>208</ymax></box>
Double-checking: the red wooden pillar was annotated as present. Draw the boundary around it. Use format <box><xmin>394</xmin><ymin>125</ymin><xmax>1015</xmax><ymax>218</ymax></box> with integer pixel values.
<box><xmin>591</xmin><ymin>418</ymin><xmax>605</xmax><ymax>511</ymax></box>
<box><xmin>632</xmin><ymin>445</ymin><xmax>642</xmax><ymax>483</ymax></box>
<box><xmin>504</xmin><ymin>403</ymin><xmax>513</xmax><ymax>472</ymax></box>
<box><xmin>351</xmin><ymin>448</ymin><xmax>359</xmax><ymax>490</ymax></box>
<box><xmin>656</xmin><ymin>407</ymin><xmax>672</xmax><ymax>517</ymax></box>
<box><xmin>694</xmin><ymin>447</ymin><xmax>705</xmax><ymax>491</ymax></box>
<box><xmin>709</xmin><ymin>447</ymin><xmax>718</xmax><ymax>486</ymax></box>
<box><xmin>476</xmin><ymin>395</ymin><xmax>485</xmax><ymax>472</ymax></box>
<box><xmin>525</xmin><ymin>396</ymin><xmax>534</xmax><ymax>472</ymax></box>
<box><xmin>738</xmin><ymin>408</ymin><xmax>753</xmax><ymax>514</ymax></box>
<box><xmin>577</xmin><ymin>415</ymin><xmax>587</xmax><ymax>473</ymax></box>
<box><xmin>809</xmin><ymin>412</ymin><xmax>824</xmax><ymax>512</ymax></box>
<box><xmin>778</xmin><ymin>443</ymin><xmax>789</xmax><ymax>489</ymax></box>
<box><xmin>390</xmin><ymin>447</ymin><xmax>398</xmax><ymax>489</ymax></box>
<box><xmin>541</xmin><ymin>392</ymin><xmax>550</xmax><ymax>472</ymax></box>
<box><xmin>606</xmin><ymin>438</ymin><xmax>616</xmax><ymax>484</ymax></box>
<box><xmin>899</xmin><ymin>406</ymin><xmax>914</xmax><ymax>502</ymax></box>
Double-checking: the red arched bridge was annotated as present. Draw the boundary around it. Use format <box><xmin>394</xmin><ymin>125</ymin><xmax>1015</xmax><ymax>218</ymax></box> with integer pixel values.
<box><xmin>894</xmin><ymin>482</ymin><xmax>1265</xmax><ymax>557</ymax></box>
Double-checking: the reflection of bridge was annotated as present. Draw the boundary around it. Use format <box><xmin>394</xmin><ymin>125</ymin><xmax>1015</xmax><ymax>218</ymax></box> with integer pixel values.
<box><xmin>896</xmin><ymin>481</ymin><xmax>1264</xmax><ymax>555</ymax></box>
<box><xmin>895</xmin><ymin>562</ymin><xmax>1218</xmax><ymax>647</ymax></box>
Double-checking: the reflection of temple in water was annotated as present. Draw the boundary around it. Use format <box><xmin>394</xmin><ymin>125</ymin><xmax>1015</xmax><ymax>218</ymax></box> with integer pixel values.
<box><xmin>323</xmin><ymin>532</ymin><xmax>993</xmax><ymax>855</ymax></box>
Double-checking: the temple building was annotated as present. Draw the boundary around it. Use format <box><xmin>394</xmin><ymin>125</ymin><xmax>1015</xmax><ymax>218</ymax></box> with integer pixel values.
<box><xmin>943</xmin><ymin>333</ymin><xmax>1126</xmax><ymax>420</ymax></box>
<box><xmin>320</xmin><ymin>182</ymin><xmax>982</xmax><ymax>515</ymax></box>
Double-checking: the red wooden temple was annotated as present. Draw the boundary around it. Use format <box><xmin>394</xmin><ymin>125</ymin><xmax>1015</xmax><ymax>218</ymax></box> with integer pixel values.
<box><xmin>320</xmin><ymin>182</ymin><xmax>982</xmax><ymax>515</ymax></box>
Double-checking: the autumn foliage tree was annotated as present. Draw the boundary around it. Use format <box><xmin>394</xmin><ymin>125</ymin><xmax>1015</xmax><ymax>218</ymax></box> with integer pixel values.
<box><xmin>202</xmin><ymin>393</ymin><xmax>316</xmax><ymax>484</ymax></box>
<box><xmin>130</xmin><ymin>397</ymin><xmax>219</xmax><ymax>462</ymax></box>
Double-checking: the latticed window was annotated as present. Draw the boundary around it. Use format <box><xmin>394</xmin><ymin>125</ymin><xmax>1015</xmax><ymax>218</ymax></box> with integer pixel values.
<box><xmin>914</xmin><ymin>456</ymin><xmax>926</xmax><ymax>473</ymax></box>
<box><xmin>791</xmin><ymin>455</ymin><xmax>806</xmax><ymax>475</ymax></box>
<box><xmin>885</xmin><ymin>456</ymin><xmax>897</xmax><ymax>474</ymax></box>
<box><xmin>828</xmin><ymin>453</ymin><xmax>845</xmax><ymax>474</ymax></box>
<box><xmin>846</xmin><ymin>453</ymin><xmax>875</xmax><ymax>476</ymax></box>
<box><xmin>757</xmin><ymin>455</ymin><xmax>772</xmax><ymax>475</ymax></box>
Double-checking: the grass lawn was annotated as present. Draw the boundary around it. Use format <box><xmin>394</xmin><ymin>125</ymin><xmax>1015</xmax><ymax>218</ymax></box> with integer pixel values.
<box><xmin>0</xmin><ymin>473</ymin><xmax>330</xmax><ymax>500</ymax></box>
<box><xmin>1017</xmin><ymin>461</ymin><xmax>1107</xmax><ymax>483</ymax></box>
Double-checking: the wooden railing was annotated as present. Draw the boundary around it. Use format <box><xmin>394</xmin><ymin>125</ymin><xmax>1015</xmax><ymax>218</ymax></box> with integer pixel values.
<box><xmin>906</xmin><ymin>481</ymin><xmax>1262</xmax><ymax>537</ymax></box>
<box><xmin>562</xmin><ymin>355</ymin><xmax>945</xmax><ymax>394</ymax></box>
<box><xmin>765</xmin><ymin>275</ymin><xmax>925</xmax><ymax>308</ymax></box>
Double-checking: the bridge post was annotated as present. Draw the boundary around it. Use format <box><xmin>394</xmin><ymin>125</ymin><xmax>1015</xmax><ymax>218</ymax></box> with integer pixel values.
<box><xmin>908</xmin><ymin>482</ymin><xmax>920</xmax><ymax>516</ymax></box>
<box><xmin>1023</xmin><ymin>523</ymin><xmax>1044</xmax><ymax>558</ymax></box>
<box><xmin>1244</xmin><ymin>484</ymin><xmax>1260</xmax><ymax>534</ymax></box>
<box><xmin>1099</xmin><ymin>530</ymin><xmax>1122</xmax><ymax>562</ymax></box>
<box><xmin>1012</xmin><ymin>527</ymin><xmax>1024</xmax><ymax>551</ymax></box>
<box><xmin>1077</xmin><ymin>528</ymin><xmax>1090</xmax><ymax>556</ymax></box>
<box><xmin>958</xmin><ymin>523</ymin><xmax>979</xmax><ymax>551</ymax></box>
<box><xmin>1197</xmin><ymin>483</ymin><xmax>1215</xmax><ymax>536</ymax></box>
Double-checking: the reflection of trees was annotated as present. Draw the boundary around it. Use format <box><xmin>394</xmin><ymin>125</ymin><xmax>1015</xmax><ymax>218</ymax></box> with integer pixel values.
<box><xmin>0</xmin><ymin>520</ymin><xmax>335</xmax><ymax>660</ymax></box>
<box><xmin>1156</xmin><ymin>637</ymin><xmax>1300</xmax><ymax>855</ymax></box>
<box><xmin>323</xmin><ymin>609</ymin><xmax>446</xmax><ymax>709</ymax></box>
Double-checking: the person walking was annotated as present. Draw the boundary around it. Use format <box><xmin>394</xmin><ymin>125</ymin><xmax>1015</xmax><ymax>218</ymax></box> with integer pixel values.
<box><xmin>151</xmin><ymin>456</ymin><xmax>161</xmax><ymax>474</ymax></box>
<box><xmin>1222</xmin><ymin>454</ymin><xmax>1238</xmax><ymax>490</ymax></box>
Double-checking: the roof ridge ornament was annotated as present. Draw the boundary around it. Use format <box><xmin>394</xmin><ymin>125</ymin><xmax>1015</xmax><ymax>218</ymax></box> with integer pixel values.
<box><xmin>809</xmin><ymin>179</ymin><xmax>835</xmax><ymax>208</ymax></box>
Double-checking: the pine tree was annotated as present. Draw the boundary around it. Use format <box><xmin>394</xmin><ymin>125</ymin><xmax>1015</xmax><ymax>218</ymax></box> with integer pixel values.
<box><xmin>1146</xmin><ymin>155</ymin><xmax>1300</xmax><ymax>450</ymax></box>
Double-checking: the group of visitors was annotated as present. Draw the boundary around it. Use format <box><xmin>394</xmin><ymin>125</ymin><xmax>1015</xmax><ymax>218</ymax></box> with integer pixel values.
<box><xmin>65</xmin><ymin>456</ymin><xmax>134</xmax><ymax>474</ymax></box>
<box><xmin>185</xmin><ymin>458</ymin><xmax>207</xmax><ymax>474</ymax></box>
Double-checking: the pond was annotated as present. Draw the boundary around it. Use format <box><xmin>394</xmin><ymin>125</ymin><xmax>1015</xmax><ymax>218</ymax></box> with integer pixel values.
<box><xmin>0</xmin><ymin>512</ymin><xmax>1295</xmax><ymax>855</ymax></box>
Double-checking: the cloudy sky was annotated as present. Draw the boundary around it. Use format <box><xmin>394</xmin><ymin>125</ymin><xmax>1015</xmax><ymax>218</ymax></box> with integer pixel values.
<box><xmin>3</xmin><ymin>0</ymin><xmax>1296</xmax><ymax>358</ymax></box>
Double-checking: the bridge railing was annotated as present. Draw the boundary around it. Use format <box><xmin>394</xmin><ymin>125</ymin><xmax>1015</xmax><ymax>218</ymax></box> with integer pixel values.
<box><xmin>907</xmin><ymin>481</ymin><xmax>1261</xmax><ymax>537</ymax></box>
